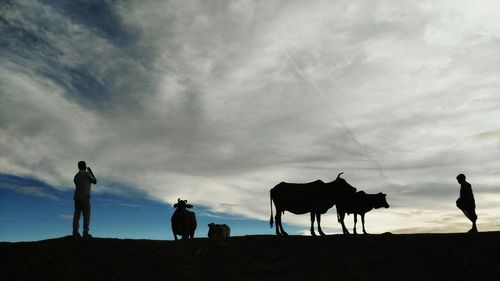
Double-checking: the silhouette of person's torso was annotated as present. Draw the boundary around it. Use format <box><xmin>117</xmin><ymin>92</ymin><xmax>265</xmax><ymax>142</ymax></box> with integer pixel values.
<box><xmin>74</xmin><ymin>170</ymin><xmax>94</xmax><ymax>199</ymax></box>
<box><xmin>459</xmin><ymin>181</ymin><xmax>475</xmax><ymax>209</ymax></box>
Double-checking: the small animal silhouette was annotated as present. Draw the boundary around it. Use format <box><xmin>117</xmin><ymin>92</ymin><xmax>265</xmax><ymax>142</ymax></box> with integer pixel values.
<box><xmin>208</xmin><ymin>223</ymin><xmax>231</xmax><ymax>238</ymax></box>
<box><xmin>336</xmin><ymin>191</ymin><xmax>389</xmax><ymax>234</ymax></box>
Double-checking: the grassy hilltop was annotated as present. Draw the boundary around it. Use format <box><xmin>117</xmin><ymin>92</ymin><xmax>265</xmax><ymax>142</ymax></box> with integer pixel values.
<box><xmin>1</xmin><ymin>232</ymin><xmax>500</xmax><ymax>281</ymax></box>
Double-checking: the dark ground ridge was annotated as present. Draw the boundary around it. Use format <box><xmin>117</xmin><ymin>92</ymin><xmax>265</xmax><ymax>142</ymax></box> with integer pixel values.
<box><xmin>2</xmin><ymin>232</ymin><xmax>500</xmax><ymax>281</ymax></box>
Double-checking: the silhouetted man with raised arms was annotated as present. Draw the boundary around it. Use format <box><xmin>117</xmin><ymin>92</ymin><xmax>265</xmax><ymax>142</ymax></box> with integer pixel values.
<box><xmin>456</xmin><ymin>174</ymin><xmax>477</xmax><ymax>233</ymax></box>
<box><xmin>73</xmin><ymin>161</ymin><xmax>97</xmax><ymax>238</ymax></box>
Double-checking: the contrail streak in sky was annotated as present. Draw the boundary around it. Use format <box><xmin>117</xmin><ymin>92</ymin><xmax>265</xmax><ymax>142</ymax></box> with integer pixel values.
<box><xmin>283</xmin><ymin>47</ymin><xmax>328</xmax><ymax>101</ymax></box>
<box><xmin>283</xmin><ymin>44</ymin><xmax>385</xmax><ymax>177</ymax></box>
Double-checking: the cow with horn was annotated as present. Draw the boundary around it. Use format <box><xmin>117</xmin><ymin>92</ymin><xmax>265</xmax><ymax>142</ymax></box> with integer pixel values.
<box><xmin>270</xmin><ymin>172</ymin><xmax>357</xmax><ymax>236</ymax></box>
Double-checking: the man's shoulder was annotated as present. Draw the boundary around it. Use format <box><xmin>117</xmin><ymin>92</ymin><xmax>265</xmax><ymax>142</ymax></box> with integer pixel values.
<box><xmin>461</xmin><ymin>181</ymin><xmax>471</xmax><ymax>187</ymax></box>
<box><xmin>461</xmin><ymin>182</ymin><xmax>473</xmax><ymax>194</ymax></box>
<box><xmin>75</xmin><ymin>170</ymin><xmax>91</xmax><ymax>178</ymax></box>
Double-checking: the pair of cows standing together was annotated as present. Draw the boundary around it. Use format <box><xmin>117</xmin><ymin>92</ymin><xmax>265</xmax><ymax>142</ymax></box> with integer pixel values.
<box><xmin>270</xmin><ymin>172</ymin><xmax>389</xmax><ymax>236</ymax></box>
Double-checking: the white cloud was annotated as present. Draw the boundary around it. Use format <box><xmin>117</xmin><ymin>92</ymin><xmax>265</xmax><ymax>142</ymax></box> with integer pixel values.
<box><xmin>0</xmin><ymin>216</ymin><xmax>13</xmax><ymax>223</ymax></box>
<box><xmin>0</xmin><ymin>182</ymin><xmax>58</xmax><ymax>201</ymax></box>
<box><xmin>58</xmin><ymin>214</ymin><xmax>73</xmax><ymax>220</ymax></box>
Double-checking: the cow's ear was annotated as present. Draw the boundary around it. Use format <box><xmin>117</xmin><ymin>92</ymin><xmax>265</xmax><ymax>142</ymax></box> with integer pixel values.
<box><xmin>173</xmin><ymin>203</ymin><xmax>178</xmax><ymax>208</ymax></box>
<box><xmin>186</xmin><ymin>204</ymin><xmax>193</xmax><ymax>208</ymax></box>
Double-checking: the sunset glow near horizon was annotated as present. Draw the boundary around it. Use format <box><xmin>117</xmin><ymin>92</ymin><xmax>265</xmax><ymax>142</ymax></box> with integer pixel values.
<box><xmin>1</xmin><ymin>0</ymin><xmax>500</xmax><ymax>242</ymax></box>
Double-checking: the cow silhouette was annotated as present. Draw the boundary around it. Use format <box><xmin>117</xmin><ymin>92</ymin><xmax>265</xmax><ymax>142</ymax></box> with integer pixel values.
<box><xmin>171</xmin><ymin>199</ymin><xmax>197</xmax><ymax>240</ymax></box>
<box><xmin>208</xmin><ymin>223</ymin><xmax>230</xmax><ymax>238</ymax></box>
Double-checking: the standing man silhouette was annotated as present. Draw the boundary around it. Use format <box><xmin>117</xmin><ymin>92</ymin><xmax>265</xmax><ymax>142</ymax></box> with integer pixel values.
<box><xmin>456</xmin><ymin>174</ymin><xmax>478</xmax><ymax>233</ymax></box>
<box><xmin>73</xmin><ymin>161</ymin><xmax>97</xmax><ymax>238</ymax></box>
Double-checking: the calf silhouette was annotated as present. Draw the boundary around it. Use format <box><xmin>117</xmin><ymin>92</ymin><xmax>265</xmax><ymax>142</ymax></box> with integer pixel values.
<box><xmin>336</xmin><ymin>191</ymin><xmax>389</xmax><ymax>234</ymax></box>
<box><xmin>208</xmin><ymin>223</ymin><xmax>230</xmax><ymax>238</ymax></box>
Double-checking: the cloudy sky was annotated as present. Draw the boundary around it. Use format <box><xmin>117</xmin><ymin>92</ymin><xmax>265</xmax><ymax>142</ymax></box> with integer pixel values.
<box><xmin>1</xmin><ymin>0</ymin><xmax>500</xmax><ymax>241</ymax></box>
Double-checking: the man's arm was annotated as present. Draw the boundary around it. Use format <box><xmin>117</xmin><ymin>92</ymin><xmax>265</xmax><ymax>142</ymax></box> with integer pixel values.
<box><xmin>87</xmin><ymin>167</ymin><xmax>97</xmax><ymax>184</ymax></box>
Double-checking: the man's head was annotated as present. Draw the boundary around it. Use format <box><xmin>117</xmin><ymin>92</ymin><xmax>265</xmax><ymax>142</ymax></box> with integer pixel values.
<box><xmin>78</xmin><ymin>161</ymin><xmax>87</xmax><ymax>170</ymax></box>
<box><xmin>456</xmin><ymin>173</ymin><xmax>466</xmax><ymax>184</ymax></box>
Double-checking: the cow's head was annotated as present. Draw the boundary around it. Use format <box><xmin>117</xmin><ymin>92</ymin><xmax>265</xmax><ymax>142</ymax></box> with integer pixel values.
<box><xmin>173</xmin><ymin>198</ymin><xmax>193</xmax><ymax>210</ymax></box>
<box><xmin>208</xmin><ymin>223</ymin><xmax>216</xmax><ymax>236</ymax></box>
<box><xmin>330</xmin><ymin>172</ymin><xmax>357</xmax><ymax>195</ymax></box>
<box><xmin>373</xmin><ymin>193</ymin><xmax>389</xmax><ymax>209</ymax></box>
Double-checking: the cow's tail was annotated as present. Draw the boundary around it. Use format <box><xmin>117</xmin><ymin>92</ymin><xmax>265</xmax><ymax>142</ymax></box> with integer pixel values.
<box><xmin>269</xmin><ymin>191</ymin><xmax>274</xmax><ymax>228</ymax></box>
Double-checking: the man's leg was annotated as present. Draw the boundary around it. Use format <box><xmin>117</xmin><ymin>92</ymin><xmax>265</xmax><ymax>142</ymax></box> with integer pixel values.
<box><xmin>462</xmin><ymin>207</ymin><xmax>478</xmax><ymax>233</ymax></box>
<box><xmin>468</xmin><ymin>208</ymin><xmax>478</xmax><ymax>232</ymax></box>
<box><xmin>461</xmin><ymin>208</ymin><xmax>472</xmax><ymax>221</ymax></box>
<box><xmin>73</xmin><ymin>199</ymin><xmax>82</xmax><ymax>236</ymax></box>
<box><xmin>82</xmin><ymin>197</ymin><xmax>91</xmax><ymax>237</ymax></box>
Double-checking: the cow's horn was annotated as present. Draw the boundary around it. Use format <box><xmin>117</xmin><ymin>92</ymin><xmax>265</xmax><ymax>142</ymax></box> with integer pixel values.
<box><xmin>336</xmin><ymin>172</ymin><xmax>344</xmax><ymax>179</ymax></box>
<box><xmin>178</xmin><ymin>198</ymin><xmax>181</xmax><ymax>202</ymax></box>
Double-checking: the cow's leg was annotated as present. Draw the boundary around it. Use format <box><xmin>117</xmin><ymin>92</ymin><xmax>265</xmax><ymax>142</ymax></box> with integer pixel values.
<box><xmin>276</xmin><ymin>210</ymin><xmax>288</xmax><ymax>236</ymax></box>
<box><xmin>353</xmin><ymin>214</ymin><xmax>358</xmax><ymax>235</ymax></box>
<box><xmin>316</xmin><ymin>213</ymin><xmax>325</xmax><ymax>236</ymax></box>
<box><xmin>172</xmin><ymin>226</ymin><xmax>178</xmax><ymax>241</ymax></box>
<box><xmin>361</xmin><ymin>213</ymin><xmax>367</xmax><ymax>234</ymax></box>
<box><xmin>337</xmin><ymin>209</ymin><xmax>350</xmax><ymax>234</ymax></box>
<box><xmin>274</xmin><ymin>210</ymin><xmax>282</xmax><ymax>236</ymax></box>
<box><xmin>310</xmin><ymin>212</ymin><xmax>317</xmax><ymax>236</ymax></box>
